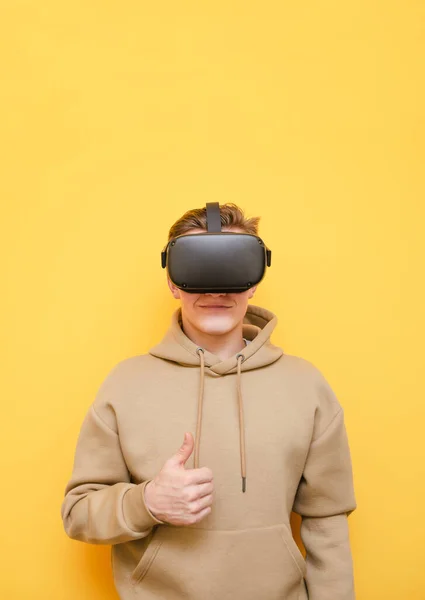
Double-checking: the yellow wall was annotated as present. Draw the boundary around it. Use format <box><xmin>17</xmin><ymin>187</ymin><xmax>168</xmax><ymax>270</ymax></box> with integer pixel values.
<box><xmin>1</xmin><ymin>2</ymin><xmax>423</xmax><ymax>598</ymax></box>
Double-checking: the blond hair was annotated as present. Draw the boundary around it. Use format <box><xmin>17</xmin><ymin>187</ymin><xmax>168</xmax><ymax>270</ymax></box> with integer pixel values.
<box><xmin>168</xmin><ymin>203</ymin><xmax>260</xmax><ymax>241</ymax></box>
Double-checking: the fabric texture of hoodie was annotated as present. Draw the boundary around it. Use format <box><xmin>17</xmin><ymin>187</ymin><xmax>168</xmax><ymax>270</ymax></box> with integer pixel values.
<box><xmin>61</xmin><ymin>304</ymin><xmax>357</xmax><ymax>600</ymax></box>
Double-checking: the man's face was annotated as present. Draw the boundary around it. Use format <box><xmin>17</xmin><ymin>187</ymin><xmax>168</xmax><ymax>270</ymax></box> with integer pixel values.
<box><xmin>167</xmin><ymin>227</ymin><xmax>257</xmax><ymax>336</ymax></box>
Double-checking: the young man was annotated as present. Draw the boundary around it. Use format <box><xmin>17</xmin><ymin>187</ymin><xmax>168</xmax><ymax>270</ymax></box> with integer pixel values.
<box><xmin>61</xmin><ymin>203</ymin><xmax>357</xmax><ymax>600</ymax></box>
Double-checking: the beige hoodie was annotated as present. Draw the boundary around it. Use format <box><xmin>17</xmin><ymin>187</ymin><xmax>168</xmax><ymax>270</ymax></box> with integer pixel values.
<box><xmin>61</xmin><ymin>304</ymin><xmax>357</xmax><ymax>600</ymax></box>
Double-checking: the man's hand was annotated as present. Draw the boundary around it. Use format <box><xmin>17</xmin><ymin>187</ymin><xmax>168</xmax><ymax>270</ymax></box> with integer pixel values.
<box><xmin>143</xmin><ymin>432</ymin><xmax>214</xmax><ymax>526</ymax></box>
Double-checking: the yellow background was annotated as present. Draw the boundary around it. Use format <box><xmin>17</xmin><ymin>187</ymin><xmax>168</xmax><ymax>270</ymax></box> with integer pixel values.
<box><xmin>1</xmin><ymin>1</ymin><xmax>424</xmax><ymax>598</ymax></box>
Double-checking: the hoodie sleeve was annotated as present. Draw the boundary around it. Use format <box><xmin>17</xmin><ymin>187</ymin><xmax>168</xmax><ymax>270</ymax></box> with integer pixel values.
<box><xmin>292</xmin><ymin>375</ymin><xmax>357</xmax><ymax>600</ymax></box>
<box><xmin>61</xmin><ymin>371</ymin><xmax>165</xmax><ymax>545</ymax></box>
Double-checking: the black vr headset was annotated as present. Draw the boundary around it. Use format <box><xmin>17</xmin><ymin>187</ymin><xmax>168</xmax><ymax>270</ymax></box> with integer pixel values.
<box><xmin>161</xmin><ymin>202</ymin><xmax>272</xmax><ymax>293</ymax></box>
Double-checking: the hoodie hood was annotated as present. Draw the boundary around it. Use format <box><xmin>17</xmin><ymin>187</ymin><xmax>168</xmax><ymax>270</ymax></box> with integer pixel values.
<box><xmin>149</xmin><ymin>303</ymin><xmax>283</xmax><ymax>374</ymax></box>
<box><xmin>149</xmin><ymin>304</ymin><xmax>284</xmax><ymax>493</ymax></box>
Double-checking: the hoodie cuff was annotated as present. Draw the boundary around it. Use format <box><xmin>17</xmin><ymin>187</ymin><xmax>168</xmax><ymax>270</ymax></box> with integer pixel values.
<box><xmin>123</xmin><ymin>480</ymin><xmax>165</xmax><ymax>531</ymax></box>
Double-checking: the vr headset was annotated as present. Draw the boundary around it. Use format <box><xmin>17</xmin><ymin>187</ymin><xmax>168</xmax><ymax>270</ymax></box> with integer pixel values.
<box><xmin>161</xmin><ymin>202</ymin><xmax>272</xmax><ymax>293</ymax></box>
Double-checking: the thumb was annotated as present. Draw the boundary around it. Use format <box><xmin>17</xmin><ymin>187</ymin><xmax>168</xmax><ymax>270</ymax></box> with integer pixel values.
<box><xmin>168</xmin><ymin>432</ymin><xmax>194</xmax><ymax>468</ymax></box>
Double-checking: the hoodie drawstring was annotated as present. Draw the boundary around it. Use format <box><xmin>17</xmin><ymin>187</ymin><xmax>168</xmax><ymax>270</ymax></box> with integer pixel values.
<box><xmin>194</xmin><ymin>348</ymin><xmax>205</xmax><ymax>473</ymax></box>
<box><xmin>195</xmin><ymin>348</ymin><xmax>247</xmax><ymax>493</ymax></box>
<box><xmin>236</xmin><ymin>353</ymin><xmax>247</xmax><ymax>493</ymax></box>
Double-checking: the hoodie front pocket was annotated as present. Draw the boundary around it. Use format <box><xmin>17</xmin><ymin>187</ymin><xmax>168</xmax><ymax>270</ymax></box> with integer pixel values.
<box><xmin>130</xmin><ymin>523</ymin><xmax>306</xmax><ymax>600</ymax></box>
<box><xmin>278</xmin><ymin>522</ymin><xmax>307</xmax><ymax>578</ymax></box>
<box><xmin>130</xmin><ymin>526</ymin><xmax>164</xmax><ymax>584</ymax></box>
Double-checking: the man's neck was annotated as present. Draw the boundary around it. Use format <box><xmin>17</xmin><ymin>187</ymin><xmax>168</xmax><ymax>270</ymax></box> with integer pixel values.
<box><xmin>181</xmin><ymin>313</ymin><xmax>246</xmax><ymax>362</ymax></box>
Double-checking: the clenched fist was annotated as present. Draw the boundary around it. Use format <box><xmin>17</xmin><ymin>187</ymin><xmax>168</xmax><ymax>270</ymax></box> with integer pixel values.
<box><xmin>144</xmin><ymin>432</ymin><xmax>214</xmax><ymax>526</ymax></box>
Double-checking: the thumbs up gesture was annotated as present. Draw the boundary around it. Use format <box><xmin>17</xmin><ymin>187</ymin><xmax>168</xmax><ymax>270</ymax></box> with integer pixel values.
<box><xmin>143</xmin><ymin>432</ymin><xmax>214</xmax><ymax>526</ymax></box>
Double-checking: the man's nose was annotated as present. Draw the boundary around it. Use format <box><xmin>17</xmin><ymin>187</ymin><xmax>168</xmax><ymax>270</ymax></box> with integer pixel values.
<box><xmin>204</xmin><ymin>292</ymin><xmax>227</xmax><ymax>297</ymax></box>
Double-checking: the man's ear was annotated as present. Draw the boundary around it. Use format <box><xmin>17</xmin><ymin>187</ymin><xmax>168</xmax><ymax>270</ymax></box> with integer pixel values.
<box><xmin>167</xmin><ymin>277</ymin><xmax>181</xmax><ymax>299</ymax></box>
<box><xmin>248</xmin><ymin>284</ymin><xmax>258</xmax><ymax>299</ymax></box>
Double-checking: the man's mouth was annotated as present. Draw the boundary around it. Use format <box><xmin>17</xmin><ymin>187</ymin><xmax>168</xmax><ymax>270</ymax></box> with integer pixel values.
<box><xmin>198</xmin><ymin>305</ymin><xmax>232</xmax><ymax>309</ymax></box>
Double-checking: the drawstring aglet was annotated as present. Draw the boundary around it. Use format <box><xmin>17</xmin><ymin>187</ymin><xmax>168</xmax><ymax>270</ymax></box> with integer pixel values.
<box><xmin>242</xmin><ymin>476</ymin><xmax>246</xmax><ymax>493</ymax></box>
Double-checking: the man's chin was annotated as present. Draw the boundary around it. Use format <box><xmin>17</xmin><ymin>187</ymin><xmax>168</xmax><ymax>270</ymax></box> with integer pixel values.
<box><xmin>195</xmin><ymin>316</ymin><xmax>236</xmax><ymax>335</ymax></box>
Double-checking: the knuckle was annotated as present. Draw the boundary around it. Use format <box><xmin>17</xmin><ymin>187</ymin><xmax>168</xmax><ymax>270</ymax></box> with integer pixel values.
<box><xmin>187</xmin><ymin>490</ymin><xmax>198</xmax><ymax>502</ymax></box>
<box><xmin>186</xmin><ymin>514</ymin><xmax>198</xmax><ymax>525</ymax></box>
<box><xmin>204</xmin><ymin>468</ymin><xmax>214</xmax><ymax>480</ymax></box>
<box><xmin>189</xmin><ymin>501</ymin><xmax>200</xmax><ymax>514</ymax></box>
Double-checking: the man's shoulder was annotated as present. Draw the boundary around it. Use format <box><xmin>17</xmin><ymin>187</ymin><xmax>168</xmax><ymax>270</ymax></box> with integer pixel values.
<box><xmin>278</xmin><ymin>352</ymin><xmax>324</xmax><ymax>379</ymax></box>
<box><xmin>277</xmin><ymin>352</ymin><xmax>342</xmax><ymax>409</ymax></box>
<box><xmin>90</xmin><ymin>353</ymin><xmax>160</xmax><ymax>429</ymax></box>
<box><xmin>93</xmin><ymin>353</ymin><xmax>158</xmax><ymax>400</ymax></box>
